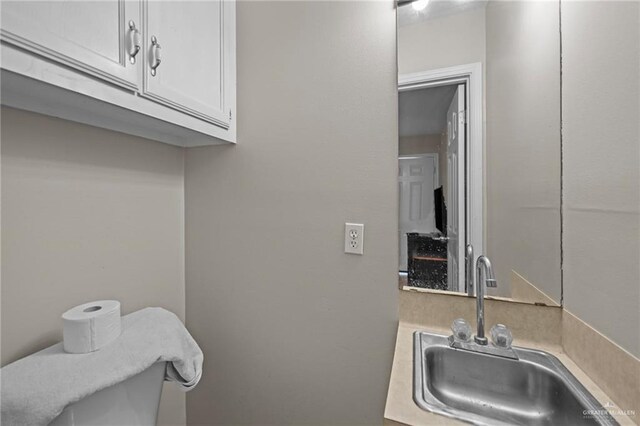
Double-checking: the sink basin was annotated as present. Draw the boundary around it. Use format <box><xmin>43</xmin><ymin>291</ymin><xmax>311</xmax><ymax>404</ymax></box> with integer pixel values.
<box><xmin>413</xmin><ymin>331</ymin><xmax>619</xmax><ymax>426</ymax></box>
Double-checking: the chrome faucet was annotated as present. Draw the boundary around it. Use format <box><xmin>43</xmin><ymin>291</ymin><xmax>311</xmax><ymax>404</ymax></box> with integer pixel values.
<box><xmin>474</xmin><ymin>255</ymin><xmax>497</xmax><ymax>345</ymax></box>
<box><xmin>465</xmin><ymin>244</ymin><xmax>474</xmax><ymax>297</ymax></box>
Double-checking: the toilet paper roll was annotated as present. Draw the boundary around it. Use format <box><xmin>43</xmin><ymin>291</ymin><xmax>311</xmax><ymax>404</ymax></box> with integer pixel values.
<box><xmin>62</xmin><ymin>300</ymin><xmax>122</xmax><ymax>354</ymax></box>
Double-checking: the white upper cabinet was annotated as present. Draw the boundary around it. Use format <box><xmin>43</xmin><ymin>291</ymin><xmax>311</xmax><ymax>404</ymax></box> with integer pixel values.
<box><xmin>0</xmin><ymin>0</ymin><xmax>236</xmax><ymax>147</ymax></box>
<box><xmin>1</xmin><ymin>1</ymin><xmax>141</xmax><ymax>90</ymax></box>
<box><xmin>143</xmin><ymin>1</ymin><xmax>233</xmax><ymax>130</ymax></box>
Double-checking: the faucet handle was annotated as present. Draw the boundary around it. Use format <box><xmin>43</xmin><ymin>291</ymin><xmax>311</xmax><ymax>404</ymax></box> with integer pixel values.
<box><xmin>490</xmin><ymin>324</ymin><xmax>513</xmax><ymax>348</ymax></box>
<box><xmin>451</xmin><ymin>318</ymin><xmax>472</xmax><ymax>342</ymax></box>
<box><xmin>485</xmin><ymin>278</ymin><xmax>497</xmax><ymax>288</ymax></box>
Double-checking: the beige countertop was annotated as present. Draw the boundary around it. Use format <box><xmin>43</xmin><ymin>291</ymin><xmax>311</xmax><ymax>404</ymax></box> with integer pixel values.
<box><xmin>384</xmin><ymin>321</ymin><xmax>636</xmax><ymax>426</ymax></box>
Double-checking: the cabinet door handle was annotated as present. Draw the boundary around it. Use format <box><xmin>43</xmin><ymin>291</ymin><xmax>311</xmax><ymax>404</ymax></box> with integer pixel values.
<box><xmin>127</xmin><ymin>20</ymin><xmax>141</xmax><ymax>64</ymax></box>
<box><xmin>150</xmin><ymin>35</ymin><xmax>162</xmax><ymax>76</ymax></box>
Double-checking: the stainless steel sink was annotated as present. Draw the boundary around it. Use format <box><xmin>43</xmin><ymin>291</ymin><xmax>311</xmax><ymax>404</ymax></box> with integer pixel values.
<box><xmin>413</xmin><ymin>331</ymin><xmax>619</xmax><ymax>426</ymax></box>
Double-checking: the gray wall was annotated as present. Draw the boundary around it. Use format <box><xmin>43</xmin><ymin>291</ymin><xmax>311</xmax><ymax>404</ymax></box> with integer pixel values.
<box><xmin>0</xmin><ymin>107</ymin><xmax>187</xmax><ymax>425</ymax></box>
<box><xmin>184</xmin><ymin>1</ymin><xmax>399</xmax><ymax>424</ymax></box>
<box><xmin>485</xmin><ymin>1</ymin><xmax>562</xmax><ymax>302</ymax></box>
<box><xmin>562</xmin><ymin>1</ymin><xmax>639</xmax><ymax>357</ymax></box>
<box><xmin>397</xmin><ymin>6</ymin><xmax>486</xmax><ymax>74</ymax></box>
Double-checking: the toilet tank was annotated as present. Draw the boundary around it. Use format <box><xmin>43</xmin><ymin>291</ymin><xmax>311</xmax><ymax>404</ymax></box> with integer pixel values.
<box><xmin>49</xmin><ymin>362</ymin><xmax>166</xmax><ymax>426</ymax></box>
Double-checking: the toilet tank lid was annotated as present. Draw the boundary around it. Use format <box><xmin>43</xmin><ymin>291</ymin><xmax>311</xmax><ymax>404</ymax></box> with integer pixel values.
<box><xmin>0</xmin><ymin>307</ymin><xmax>203</xmax><ymax>426</ymax></box>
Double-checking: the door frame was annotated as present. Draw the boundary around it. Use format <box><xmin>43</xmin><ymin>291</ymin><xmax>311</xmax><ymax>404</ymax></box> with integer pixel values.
<box><xmin>398</xmin><ymin>63</ymin><xmax>484</xmax><ymax>286</ymax></box>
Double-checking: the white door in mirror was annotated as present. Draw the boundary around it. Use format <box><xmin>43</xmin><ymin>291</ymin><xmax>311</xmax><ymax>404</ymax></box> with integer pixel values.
<box><xmin>345</xmin><ymin>223</ymin><xmax>364</xmax><ymax>255</ymax></box>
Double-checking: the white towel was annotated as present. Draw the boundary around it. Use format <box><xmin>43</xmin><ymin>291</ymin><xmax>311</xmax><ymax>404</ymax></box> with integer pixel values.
<box><xmin>1</xmin><ymin>307</ymin><xmax>203</xmax><ymax>426</ymax></box>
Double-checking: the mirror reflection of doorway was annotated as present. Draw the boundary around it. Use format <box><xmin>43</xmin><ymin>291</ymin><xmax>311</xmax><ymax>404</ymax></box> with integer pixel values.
<box><xmin>398</xmin><ymin>83</ymin><xmax>467</xmax><ymax>292</ymax></box>
<box><xmin>398</xmin><ymin>153</ymin><xmax>439</xmax><ymax>271</ymax></box>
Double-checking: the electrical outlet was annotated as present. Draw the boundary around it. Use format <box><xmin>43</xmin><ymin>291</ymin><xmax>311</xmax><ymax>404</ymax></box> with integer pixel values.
<box><xmin>344</xmin><ymin>223</ymin><xmax>364</xmax><ymax>255</ymax></box>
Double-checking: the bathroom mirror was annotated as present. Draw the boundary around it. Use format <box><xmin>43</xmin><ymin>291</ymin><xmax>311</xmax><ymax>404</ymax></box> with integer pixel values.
<box><xmin>397</xmin><ymin>0</ymin><xmax>562</xmax><ymax>305</ymax></box>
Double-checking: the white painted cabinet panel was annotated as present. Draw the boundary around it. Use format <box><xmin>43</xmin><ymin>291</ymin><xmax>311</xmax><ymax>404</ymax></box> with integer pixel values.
<box><xmin>0</xmin><ymin>0</ymin><xmax>236</xmax><ymax>146</ymax></box>
<box><xmin>143</xmin><ymin>0</ymin><xmax>233</xmax><ymax>129</ymax></box>
<box><xmin>0</xmin><ymin>0</ymin><xmax>141</xmax><ymax>90</ymax></box>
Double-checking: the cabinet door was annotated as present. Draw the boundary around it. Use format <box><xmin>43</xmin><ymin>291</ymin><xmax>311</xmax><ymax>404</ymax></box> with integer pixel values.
<box><xmin>0</xmin><ymin>1</ymin><xmax>141</xmax><ymax>90</ymax></box>
<box><xmin>142</xmin><ymin>0</ymin><xmax>234</xmax><ymax>129</ymax></box>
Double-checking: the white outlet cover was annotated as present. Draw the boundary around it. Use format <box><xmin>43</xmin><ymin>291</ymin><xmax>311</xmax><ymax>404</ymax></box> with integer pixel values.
<box><xmin>344</xmin><ymin>223</ymin><xmax>364</xmax><ymax>255</ymax></box>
